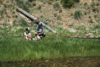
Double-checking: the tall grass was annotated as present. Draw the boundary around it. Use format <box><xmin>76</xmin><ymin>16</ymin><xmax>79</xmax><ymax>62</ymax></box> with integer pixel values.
<box><xmin>74</xmin><ymin>10</ymin><xmax>82</xmax><ymax>19</ymax></box>
<box><xmin>53</xmin><ymin>2</ymin><xmax>60</xmax><ymax>9</ymax></box>
<box><xmin>0</xmin><ymin>26</ymin><xmax>100</xmax><ymax>62</ymax></box>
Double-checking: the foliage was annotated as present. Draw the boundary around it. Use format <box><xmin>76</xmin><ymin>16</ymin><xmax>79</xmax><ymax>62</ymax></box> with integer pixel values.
<box><xmin>53</xmin><ymin>2</ymin><xmax>60</xmax><ymax>8</ymax></box>
<box><xmin>48</xmin><ymin>1</ymin><xmax>52</xmax><ymax>5</ymax></box>
<box><xmin>59</xmin><ymin>9</ymin><xmax>62</xmax><ymax>13</ymax></box>
<box><xmin>54</xmin><ymin>13</ymin><xmax>57</xmax><ymax>17</ymax></box>
<box><xmin>32</xmin><ymin>3</ymin><xmax>36</xmax><ymax>6</ymax></box>
<box><xmin>57</xmin><ymin>15</ymin><xmax>62</xmax><ymax>20</ymax></box>
<box><xmin>84</xmin><ymin>3</ymin><xmax>88</xmax><ymax>6</ymax></box>
<box><xmin>16</xmin><ymin>0</ymin><xmax>30</xmax><ymax>12</ymax></box>
<box><xmin>3</xmin><ymin>22</ymin><xmax>7</xmax><ymax>26</ymax></box>
<box><xmin>0</xmin><ymin>9</ymin><xmax>4</xmax><ymax>13</ymax></box>
<box><xmin>93</xmin><ymin>25</ymin><xmax>100</xmax><ymax>29</ymax></box>
<box><xmin>91</xmin><ymin>2</ymin><xmax>95</xmax><ymax>7</ymax></box>
<box><xmin>74</xmin><ymin>10</ymin><xmax>82</xmax><ymax>19</ymax></box>
<box><xmin>37</xmin><ymin>5</ymin><xmax>42</xmax><ymax>10</ymax></box>
<box><xmin>94</xmin><ymin>15</ymin><xmax>98</xmax><ymax>18</ymax></box>
<box><xmin>61</xmin><ymin>0</ymin><xmax>75</xmax><ymax>8</ymax></box>
<box><xmin>92</xmin><ymin>8</ymin><xmax>99</xmax><ymax>13</ymax></box>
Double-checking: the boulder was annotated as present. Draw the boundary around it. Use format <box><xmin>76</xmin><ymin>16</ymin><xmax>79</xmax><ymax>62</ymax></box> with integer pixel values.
<box><xmin>67</xmin><ymin>28</ymin><xmax>77</xmax><ymax>33</ymax></box>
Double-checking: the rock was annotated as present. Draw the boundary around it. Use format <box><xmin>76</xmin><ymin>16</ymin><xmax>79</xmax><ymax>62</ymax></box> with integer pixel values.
<box><xmin>89</xmin><ymin>36</ymin><xmax>94</xmax><ymax>38</ymax></box>
<box><xmin>9</xmin><ymin>22</ymin><xmax>13</xmax><ymax>26</ymax></box>
<box><xmin>82</xmin><ymin>36</ymin><xmax>87</xmax><ymax>38</ymax></box>
<box><xmin>88</xmin><ymin>33</ymin><xmax>94</xmax><ymax>36</ymax></box>
<box><xmin>78</xmin><ymin>36</ymin><xmax>82</xmax><ymax>38</ymax></box>
<box><xmin>94</xmin><ymin>36</ymin><xmax>99</xmax><ymax>39</ymax></box>
<box><xmin>67</xmin><ymin>28</ymin><xmax>77</xmax><ymax>33</ymax></box>
<box><xmin>98</xmin><ymin>35</ymin><xmax>100</xmax><ymax>39</ymax></box>
<box><xmin>83</xmin><ymin>33</ymin><xmax>94</xmax><ymax>38</ymax></box>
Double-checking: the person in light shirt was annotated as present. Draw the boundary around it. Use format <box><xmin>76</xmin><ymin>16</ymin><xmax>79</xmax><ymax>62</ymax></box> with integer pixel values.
<box><xmin>24</xmin><ymin>28</ymin><xmax>31</xmax><ymax>40</ymax></box>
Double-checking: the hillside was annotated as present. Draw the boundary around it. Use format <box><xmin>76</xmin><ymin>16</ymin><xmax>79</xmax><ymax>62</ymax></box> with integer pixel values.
<box><xmin>0</xmin><ymin>0</ymin><xmax>100</xmax><ymax>35</ymax></box>
<box><xmin>0</xmin><ymin>0</ymin><xmax>100</xmax><ymax>65</ymax></box>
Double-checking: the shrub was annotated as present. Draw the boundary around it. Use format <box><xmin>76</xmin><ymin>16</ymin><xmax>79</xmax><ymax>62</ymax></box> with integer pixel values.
<box><xmin>92</xmin><ymin>8</ymin><xmax>99</xmax><ymax>12</ymax></box>
<box><xmin>94</xmin><ymin>15</ymin><xmax>98</xmax><ymax>18</ymax></box>
<box><xmin>84</xmin><ymin>3</ymin><xmax>88</xmax><ymax>6</ymax></box>
<box><xmin>25</xmin><ymin>1</ymin><xmax>31</xmax><ymax>6</ymax></box>
<box><xmin>57</xmin><ymin>22</ymin><xmax>61</xmax><ymax>25</ymax></box>
<box><xmin>33</xmin><ymin>3</ymin><xmax>36</xmax><ymax>6</ymax></box>
<box><xmin>89</xmin><ymin>16</ymin><xmax>91</xmax><ymax>19</ymax></box>
<box><xmin>57</xmin><ymin>15</ymin><xmax>62</xmax><ymax>20</ymax></box>
<box><xmin>93</xmin><ymin>25</ymin><xmax>100</xmax><ymax>29</ymax></box>
<box><xmin>89</xmin><ymin>19</ymin><xmax>94</xmax><ymax>23</ymax></box>
<box><xmin>0</xmin><ymin>9</ymin><xmax>3</xmax><ymax>13</ymax></box>
<box><xmin>40</xmin><ymin>15</ymin><xmax>44</xmax><ymax>18</ymax></box>
<box><xmin>48</xmin><ymin>1</ymin><xmax>52</xmax><ymax>5</ymax></box>
<box><xmin>74</xmin><ymin>10</ymin><xmax>82</xmax><ymax>19</ymax></box>
<box><xmin>53</xmin><ymin>2</ymin><xmax>60</xmax><ymax>8</ymax></box>
<box><xmin>96</xmin><ymin>3</ymin><xmax>100</xmax><ymax>6</ymax></box>
<box><xmin>37</xmin><ymin>5</ymin><xmax>42</xmax><ymax>10</ymax></box>
<box><xmin>54</xmin><ymin>13</ymin><xmax>57</xmax><ymax>17</ymax></box>
<box><xmin>91</xmin><ymin>2</ymin><xmax>95</xmax><ymax>7</ymax></box>
<box><xmin>3</xmin><ymin>22</ymin><xmax>7</xmax><ymax>26</ymax></box>
<box><xmin>59</xmin><ymin>9</ymin><xmax>62</xmax><ymax>13</ymax></box>
<box><xmin>16</xmin><ymin>0</ymin><xmax>29</xmax><ymax>12</ymax></box>
<box><xmin>61</xmin><ymin>0</ymin><xmax>75</xmax><ymax>8</ymax></box>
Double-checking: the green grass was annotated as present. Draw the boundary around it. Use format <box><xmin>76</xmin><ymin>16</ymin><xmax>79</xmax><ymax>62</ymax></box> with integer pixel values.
<box><xmin>0</xmin><ymin>26</ymin><xmax>100</xmax><ymax>62</ymax></box>
<box><xmin>74</xmin><ymin>10</ymin><xmax>82</xmax><ymax>19</ymax></box>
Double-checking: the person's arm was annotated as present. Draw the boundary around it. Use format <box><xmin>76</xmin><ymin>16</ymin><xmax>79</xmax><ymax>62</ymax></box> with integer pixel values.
<box><xmin>40</xmin><ymin>27</ymin><xmax>44</xmax><ymax>34</ymax></box>
<box><xmin>36</xmin><ymin>26</ymin><xmax>39</xmax><ymax>33</ymax></box>
<box><xmin>24</xmin><ymin>32</ymin><xmax>26</xmax><ymax>36</ymax></box>
<box><xmin>27</xmin><ymin>33</ymin><xmax>31</xmax><ymax>38</ymax></box>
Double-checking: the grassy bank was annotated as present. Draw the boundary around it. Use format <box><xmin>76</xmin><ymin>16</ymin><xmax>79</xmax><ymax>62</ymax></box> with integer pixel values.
<box><xmin>0</xmin><ymin>26</ymin><xmax>100</xmax><ymax>62</ymax></box>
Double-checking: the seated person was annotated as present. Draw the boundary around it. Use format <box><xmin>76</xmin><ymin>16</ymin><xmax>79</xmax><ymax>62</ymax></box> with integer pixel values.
<box><xmin>35</xmin><ymin>22</ymin><xmax>45</xmax><ymax>37</ymax></box>
<box><xmin>24</xmin><ymin>28</ymin><xmax>31</xmax><ymax>40</ymax></box>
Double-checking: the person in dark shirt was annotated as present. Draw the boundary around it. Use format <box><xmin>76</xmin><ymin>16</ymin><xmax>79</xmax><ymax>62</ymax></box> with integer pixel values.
<box><xmin>35</xmin><ymin>22</ymin><xmax>45</xmax><ymax>37</ymax></box>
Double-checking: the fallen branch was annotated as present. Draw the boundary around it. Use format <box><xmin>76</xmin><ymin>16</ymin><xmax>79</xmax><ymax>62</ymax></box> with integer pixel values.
<box><xmin>17</xmin><ymin>7</ymin><xmax>57</xmax><ymax>33</ymax></box>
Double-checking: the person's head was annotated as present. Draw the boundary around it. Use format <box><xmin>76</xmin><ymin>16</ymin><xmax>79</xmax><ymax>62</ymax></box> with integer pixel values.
<box><xmin>38</xmin><ymin>22</ymin><xmax>42</xmax><ymax>27</ymax></box>
<box><xmin>26</xmin><ymin>28</ymin><xmax>30</xmax><ymax>33</ymax></box>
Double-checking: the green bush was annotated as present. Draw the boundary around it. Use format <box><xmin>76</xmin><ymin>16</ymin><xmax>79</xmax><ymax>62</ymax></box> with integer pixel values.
<box><xmin>37</xmin><ymin>5</ymin><xmax>42</xmax><ymax>10</ymax></box>
<box><xmin>74</xmin><ymin>10</ymin><xmax>82</xmax><ymax>19</ymax></box>
<box><xmin>93</xmin><ymin>25</ymin><xmax>100</xmax><ymax>29</ymax></box>
<box><xmin>33</xmin><ymin>3</ymin><xmax>36</xmax><ymax>6</ymax></box>
<box><xmin>57</xmin><ymin>15</ymin><xmax>62</xmax><ymax>20</ymax></box>
<box><xmin>59</xmin><ymin>9</ymin><xmax>62</xmax><ymax>13</ymax></box>
<box><xmin>16</xmin><ymin>0</ymin><xmax>29</xmax><ymax>12</ymax></box>
<box><xmin>53</xmin><ymin>2</ymin><xmax>60</xmax><ymax>8</ymax></box>
<box><xmin>91</xmin><ymin>2</ymin><xmax>95</xmax><ymax>7</ymax></box>
<box><xmin>54</xmin><ymin>13</ymin><xmax>57</xmax><ymax>17</ymax></box>
<box><xmin>3</xmin><ymin>22</ymin><xmax>7</xmax><ymax>26</ymax></box>
<box><xmin>84</xmin><ymin>3</ymin><xmax>88</xmax><ymax>6</ymax></box>
<box><xmin>48</xmin><ymin>1</ymin><xmax>52</xmax><ymax>5</ymax></box>
<box><xmin>61</xmin><ymin>0</ymin><xmax>75</xmax><ymax>8</ymax></box>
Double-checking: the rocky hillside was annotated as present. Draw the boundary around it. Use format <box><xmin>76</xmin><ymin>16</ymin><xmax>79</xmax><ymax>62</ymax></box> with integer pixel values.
<box><xmin>0</xmin><ymin>0</ymin><xmax>100</xmax><ymax>29</ymax></box>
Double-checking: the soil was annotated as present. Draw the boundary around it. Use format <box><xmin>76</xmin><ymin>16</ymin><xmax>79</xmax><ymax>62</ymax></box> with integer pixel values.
<box><xmin>0</xmin><ymin>56</ymin><xmax>100</xmax><ymax>67</ymax></box>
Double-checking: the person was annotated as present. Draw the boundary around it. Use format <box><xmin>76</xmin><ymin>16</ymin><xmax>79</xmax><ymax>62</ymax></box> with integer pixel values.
<box><xmin>35</xmin><ymin>22</ymin><xmax>45</xmax><ymax>37</ymax></box>
<box><xmin>24</xmin><ymin>28</ymin><xmax>31</xmax><ymax>40</ymax></box>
